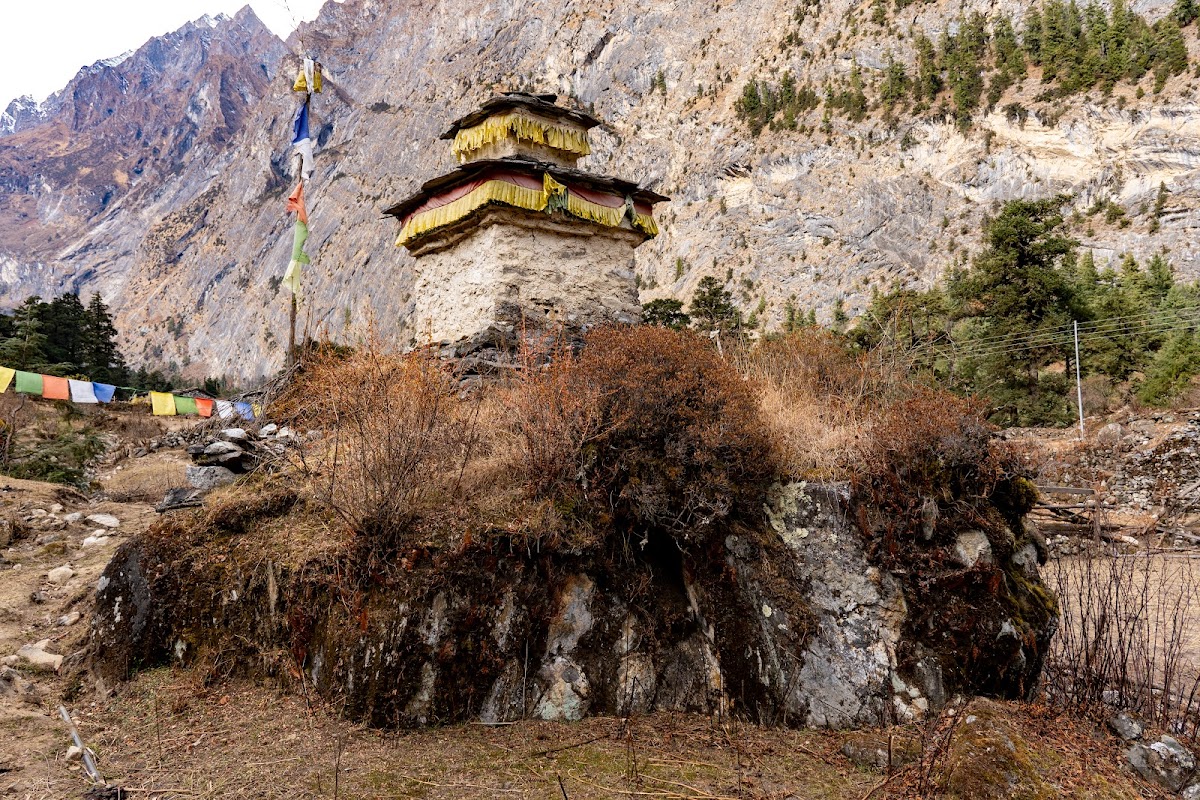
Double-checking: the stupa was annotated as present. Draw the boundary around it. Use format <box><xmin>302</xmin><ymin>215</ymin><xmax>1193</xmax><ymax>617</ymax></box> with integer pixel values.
<box><xmin>384</xmin><ymin>92</ymin><xmax>668</xmax><ymax>346</ymax></box>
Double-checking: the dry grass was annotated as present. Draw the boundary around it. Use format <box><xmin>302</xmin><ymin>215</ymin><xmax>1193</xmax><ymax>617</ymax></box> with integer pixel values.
<box><xmin>47</xmin><ymin>670</ymin><xmax>874</xmax><ymax>800</ymax></box>
<box><xmin>736</xmin><ymin>330</ymin><xmax>990</xmax><ymax>484</ymax></box>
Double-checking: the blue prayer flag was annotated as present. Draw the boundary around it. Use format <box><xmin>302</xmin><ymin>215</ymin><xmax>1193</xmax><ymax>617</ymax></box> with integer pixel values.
<box><xmin>92</xmin><ymin>383</ymin><xmax>116</xmax><ymax>403</ymax></box>
<box><xmin>234</xmin><ymin>401</ymin><xmax>255</xmax><ymax>420</ymax></box>
<box><xmin>292</xmin><ymin>101</ymin><xmax>310</xmax><ymax>144</ymax></box>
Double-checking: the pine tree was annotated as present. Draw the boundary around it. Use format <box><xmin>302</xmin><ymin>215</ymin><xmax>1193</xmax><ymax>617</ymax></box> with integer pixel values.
<box><xmin>1174</xmin><ymin>0</ymin><xmax>1199</xmax><ymax>26</ymax></box>
<box><xmin>41</xmin><ymin>293</ymin><xmax>88</xmax><ymax>373</ymax></box>
<box><xmin>81</xmin><ymin>293</ymin><xmax>128</xmax><ymax>385</ymax></box>
<box><xmin>641</xmin><ymin>298</ymin><xmax>692</xmax><ymax>330</ymax></box>
<box><xmin>0</xmin><ymin>297</ymin><xmax>50</xmax><ymax>371</ymax></box>
<box><xmin>947</xmin><ymin>196</ymin><xmax>1082</xmax><ymax>425</ymax></box>
<box><xmin>913</xmin><ymin>34</ymin><xmax>942</xmax><ymax>103</ymax></box>
<box><xmin>1145</xmin><ymin>253</ymin><xmax>1174</xmax><ymax>302</ymax></box>
<box><xmin>689</xmin><ymin>276</ymin><xmax>742</xmax><ymax>334</ymax></box>
<box><xmin>880</xmin><ymin>53</ymin><xmax>911</xmax><ymax>107</ymax></box>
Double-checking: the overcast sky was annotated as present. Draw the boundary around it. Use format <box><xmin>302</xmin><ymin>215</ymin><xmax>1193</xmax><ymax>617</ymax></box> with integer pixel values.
<box><xmin>1</xmin><ymin>0</ymin><xmax>329</xmax><ymax>111</ymax></box>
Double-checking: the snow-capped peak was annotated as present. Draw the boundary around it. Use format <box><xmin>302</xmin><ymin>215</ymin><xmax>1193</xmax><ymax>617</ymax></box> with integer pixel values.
<box><xmin>100</xmin><ymin>50</ymin><xmax>134</xmax><ymax>69</ymax></box>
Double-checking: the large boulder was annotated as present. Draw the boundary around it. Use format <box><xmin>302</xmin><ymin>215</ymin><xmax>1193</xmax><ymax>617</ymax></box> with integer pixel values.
<box><xmin>87</xmin><ymin>481</ymin><xmax>1059</xmax><ymax>729</ymax></box>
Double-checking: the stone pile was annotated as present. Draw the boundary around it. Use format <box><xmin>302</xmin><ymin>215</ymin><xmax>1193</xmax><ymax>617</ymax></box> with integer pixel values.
<box><xmin>183</xmin><ymin>424</ymin><xmax>295</xmax><ymax>493</ymax></box>
<box><xmin>1075</xmin><ymin>413</ymin><xmax>1200</xmax><ymax>511</ymax></box>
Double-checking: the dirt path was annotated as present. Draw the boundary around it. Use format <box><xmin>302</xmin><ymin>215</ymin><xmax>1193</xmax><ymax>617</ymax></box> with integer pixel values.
<box><xmin>0</xmin><ymin>462</ymin><xmax>173</xmax><ymax>798</ymax></box>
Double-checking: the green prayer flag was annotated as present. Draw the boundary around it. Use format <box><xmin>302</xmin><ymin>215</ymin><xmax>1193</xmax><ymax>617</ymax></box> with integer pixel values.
<box><xmin>14</xmin><ymin>371</ymin><xmax>43</xmax><ymax>395</ymax></box>
<box><xmin>173</xmin><ymin>396</ymin><xmax>199</xmax><ymax>416</ymax></box>
<box><xmin>291</xmin><ymin>220</ymin><xmax>311</xmax><ymax>265</ymax></box>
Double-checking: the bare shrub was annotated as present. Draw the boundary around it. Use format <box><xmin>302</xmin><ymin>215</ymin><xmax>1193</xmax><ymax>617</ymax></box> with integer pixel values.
<box><xmin>290</xmin><ymin>340</ymin><xmax>483</xmax><ymax>555</ymax></box>
<box><xmin>504</xmin><ymin>325</ymin><xmax>777</xmax><ymax>543</ymax></box>
<box><xmin>1045</xmin><ymin>549</ymin><xmax>1200</xmax><ymax>736</ymax></box>
<box><xmin>500</xmin><ymin>338</ymin><xmax>606</xmax><ymax>501</ymax></box>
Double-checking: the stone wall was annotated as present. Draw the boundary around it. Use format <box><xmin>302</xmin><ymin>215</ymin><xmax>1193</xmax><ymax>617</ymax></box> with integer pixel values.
<box><xmin>405</xmin><ymin>207</ymin><xmax>644</xmax><ymax>346</ymax></box>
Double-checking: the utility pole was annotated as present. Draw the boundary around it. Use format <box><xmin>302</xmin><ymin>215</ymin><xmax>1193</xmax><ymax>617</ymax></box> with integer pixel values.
<box><xmin>1073</xmin><ymin>320</ymin><xmax>1085</xmax><ymax>439</ymax></box>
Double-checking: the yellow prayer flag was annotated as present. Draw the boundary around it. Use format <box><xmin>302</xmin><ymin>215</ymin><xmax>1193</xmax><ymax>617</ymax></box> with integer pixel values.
<box><xmin>0</xmin><ymin>367</ymin><xmax>14</xmax><ymax>394</ymax></box>
<box><xmin>150</xmin><ymin>391</ymin><xmax>177</xmax><ymax>416</ymax></box>
<box><xmin>292</xmin><ymin>58</ymin><xmax>323</xmax><ymax>93</ymax></box>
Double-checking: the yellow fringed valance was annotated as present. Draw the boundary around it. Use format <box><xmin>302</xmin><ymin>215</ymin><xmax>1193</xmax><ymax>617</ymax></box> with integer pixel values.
<box><xmin>543</xmin><ymin>172</ymin><xmax>568</xmax><ymax>199</ymax></box>
<box><xmin>632</xmin><ymin>213</ymin><xmax>660</xmax><ymax>236</ymax></box>
<box><xmin>452</xmin><ymin>113</ymin><xmax>592</xmax><ymax>162</ymax></box>
<box><xmin>396</xmin><ymin>179</ymin><xmax>549</xmax><ymax>246</ymax></box>
<box><xmin>566</xmin><ymin>193</ymin><xmax>627</xmax><ymax>228</ymax></box>
<box><xmin>396</xmin><ymin>172</ymin><xmax>659</xmax><ymax>248</ymax></box>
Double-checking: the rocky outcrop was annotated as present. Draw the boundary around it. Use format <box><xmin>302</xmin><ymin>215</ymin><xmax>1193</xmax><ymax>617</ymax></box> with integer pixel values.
<box><xmin>88</xmin><ymin>481</ymin><xmax>1056</xmax><ymax>729</ymax></box>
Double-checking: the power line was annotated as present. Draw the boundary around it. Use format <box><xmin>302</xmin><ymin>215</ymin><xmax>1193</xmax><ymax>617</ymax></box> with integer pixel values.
<box><xmin>907</xmin><ymin>312</ymin><xmax>1200</xmax><ymax>362</ymax></box>
<box><xmin>905</xmin><ymin>307</ymin><xmax>1200</xmax><ymax>360</ymax></box>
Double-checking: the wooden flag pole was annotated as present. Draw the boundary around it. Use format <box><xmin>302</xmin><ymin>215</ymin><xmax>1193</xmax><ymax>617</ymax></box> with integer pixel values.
<box><xmin>288</xmin><ymin>288</ymin><xmax>298</xmax><ymax>368</ymax></box>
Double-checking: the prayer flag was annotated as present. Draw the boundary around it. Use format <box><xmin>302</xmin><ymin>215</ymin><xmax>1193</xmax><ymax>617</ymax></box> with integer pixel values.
<box><xmin>291</xmin><ymin>220</ymin><xmax>311</xmax><ymax>265</ymax></box>
<box><xmin>252</xmin><ymin>403</ymin><xmax>263</xmax><ymax>418</ymax></box>
<box><xmin>293</xmin><ymin>57</ymin><xmax>323</xmax><ymax>93</ymax></box>
<box><xmin>293</xmin><ymin>138</ymin><xmax>314</xmax><ymax>182</ymax></box>
<box><xmin>68</xmin><ymin>380</ymin><xmax>98</xmax><ymax>404</ymax></box>
<box><xmin>0</xmin><ymin>367</ymin><xmax>13</xmax><ymax>394</ymax></box>
<box><xmin>234</xmin><ymin>401</ymin><xmax>255</xmax><ymax>420</ymax></box>
<box><xmin>286</xmin><ymin>182</ymin><xmax>308</xmax><ymax>224</ymax></box>
<box><xmin>216</xmin><ymin>400</ymin><xmax>236</xmax><ymax>420</ymax></box>
<box><xmin>174</xmin><ymin>396</ymin><xmax>198</xmax><ymax>416</ymax></box>
<box><xmin>283</xmin><ymin>260</ymin><xmax>302</xmax><ymax>296</ymax></box>
<box><xmin>42</xmin><ymin>376</ymin><xmax>69</xmax><ymax>400</ymax></box>
<box><xmin>292</xmin><ymin>101</ymin><xmax>310</xmax><ymax>143</ymax></box>
<box><xmin>15</xmin><ymin>371</ymin><xmax>43</xmax><ymax>395</ymax></box>
<box><xmin>150</xmin><ymin>392</ymin><xmax>177</xmax><ymax>416</ymax></box>
<box><xmin>92</xmin><ymin>383</ymin><xmax>116</xmax><ymax>403</ymax></box>
<box><xmin>196</xmin><ymin>398</ymin><xmax>214</xmax><ymax>418</ymax></box>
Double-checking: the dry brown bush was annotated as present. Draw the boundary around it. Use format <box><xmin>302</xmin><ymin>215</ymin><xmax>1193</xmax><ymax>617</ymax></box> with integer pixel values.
<box><xmin>504</xmin><ymin>325</ymin><xmax>777</xmax><ymax>544</ymax></box>
<box><xmin>288</xmin><ymin>340</ymin><xmax>487</xmax><ymax>556</ymax></box>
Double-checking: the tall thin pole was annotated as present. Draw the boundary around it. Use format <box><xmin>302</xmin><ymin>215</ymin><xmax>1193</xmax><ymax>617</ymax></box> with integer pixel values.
<box><xmin>1073</xmin><ymin>320</ymin><xmax>1085</xmax><ymax>438</ymax></box>
<box><xmin>288</xmin><ymin>292</ymin><xmax>297</xmax><ymax>367</ymax></box>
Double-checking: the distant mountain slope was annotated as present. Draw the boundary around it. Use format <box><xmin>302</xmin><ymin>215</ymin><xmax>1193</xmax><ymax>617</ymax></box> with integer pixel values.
<box><xmin>0</xmin><ymin>8</ymin><xmax>286</xmax><ymax>310</ymax></box>
<box><xmin>0</xmin><ymin>0</ymin><xmax>1198</xmax><ymax>383</ymax></box>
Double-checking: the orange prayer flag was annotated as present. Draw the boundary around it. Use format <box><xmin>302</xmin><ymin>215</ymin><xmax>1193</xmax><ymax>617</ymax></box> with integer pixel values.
<box><xmin>196</xmin><ymin>398</ymin><xmax>214</xmax><ymax>418</ymax></box>
<box><xmin>42</xmin><ymin>376</ymin><xmax>69</xmax><ymax>400</ymax></box>
<box><xmin>286</xmin><ymin>182</ymin><xmax>308</xmax><ymax>224</ymax></box>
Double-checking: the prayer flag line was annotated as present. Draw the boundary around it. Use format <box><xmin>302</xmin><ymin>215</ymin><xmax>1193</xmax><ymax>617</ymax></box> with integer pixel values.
<box><xmin>0</xmin><ymin>368</ymin><xmax>259</xmax><ymax>419</ymax></box>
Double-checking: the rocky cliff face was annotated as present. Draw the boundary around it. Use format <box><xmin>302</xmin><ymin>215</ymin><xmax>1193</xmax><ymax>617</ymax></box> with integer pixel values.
<box><xmin>1</xmin><ymin>0</ymin><xmax>1198</xmax><ymax>381</ymax></box>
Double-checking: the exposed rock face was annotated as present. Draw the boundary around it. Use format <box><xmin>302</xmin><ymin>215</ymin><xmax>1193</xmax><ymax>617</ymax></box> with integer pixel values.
<box><xmin>1</xmin><ymin>0</ymin><xmax>1198</xmax><ymax>381</ymax></box>
<box><xmin>88</xmin><ymin>482</ymin><xmax>1056</xmax><ymax>729</ymax></box>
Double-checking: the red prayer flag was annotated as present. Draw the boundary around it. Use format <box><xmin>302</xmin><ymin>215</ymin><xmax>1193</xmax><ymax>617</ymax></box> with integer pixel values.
<box><xmin>42</xmin><ymin>376</ymin><xmax>69</xmax><ymax>400</ymax></box>
<box><xmin>286</xmin><ymin>182</ymin><xmax>308</xmax><ymax>224</ymax></box>
<box><xmin>195</xmin><ymin>398</ymin><xmax>214</xmax><ymax>418</ymax></box>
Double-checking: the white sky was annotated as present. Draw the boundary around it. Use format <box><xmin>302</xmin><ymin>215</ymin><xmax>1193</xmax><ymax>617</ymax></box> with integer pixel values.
<box><xmin>0</xmin><ymin>0</ymin><xmax>329</xmax><ymax>110</ymax></box>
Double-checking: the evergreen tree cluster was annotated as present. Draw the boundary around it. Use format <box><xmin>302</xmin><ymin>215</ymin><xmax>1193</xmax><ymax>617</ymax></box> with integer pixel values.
<box><xmin>735</xmin><ymin>0</ymin><xmax>1195</xmax><ymax>136</ymax></box>
<box><xmin>1024</xmin><ymin>0</ymin><xmax>1191</xmax><ymax>95</ymax></box>
<box><xmin>735</xmin><ymin>71</ymin><xmax>821</xmax><ymax>134</ymax></box>
<box><xmin>852</xmin><ymin>197</ymin><xmax>1200</xmax><ymax>425</ymax></box>
<box><xmin>0</xmin><ymin>293</ymin><xmax>131</xmax><ymax>385</ymax></box>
